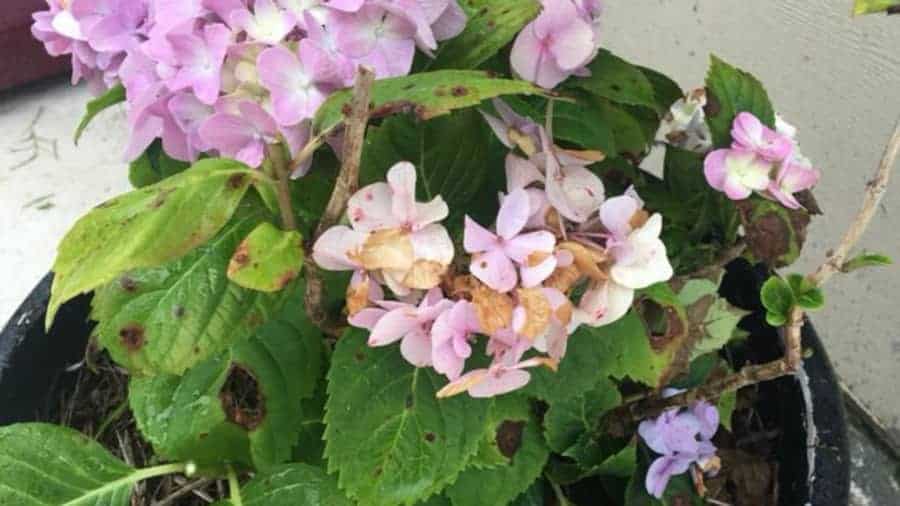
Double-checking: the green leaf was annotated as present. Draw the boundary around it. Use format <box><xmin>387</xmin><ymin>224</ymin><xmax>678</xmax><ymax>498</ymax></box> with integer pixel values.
<box><xmin>593</xmin><ymin>444</ymin><xmax>638</xmax><ymax>478</ymax></box>
<box><xmin>128</xmin><ymin>140</ymin><xmax>191</xmax><ymax>188</ymax></box>
<box><xmin>324</xmin><ymin>329</ymin><xmax>491</xmax><ymax>505</ymax></box>
<box><xmin>676</xmin><ymin>278</ymin><xmax>749</xmax><ymax>360</ymax></box>
<box><xmin>0</xmin><ymin>423</ymin><xmax>185</xmax><ymax>505</ymax></box>
<box><xmin>293</xmin><ymin>374</ymin><xmax>328</xmax><ymax>466</ymax></box>
<box><xmin>704</xmin><ymin>55</ymin><xmax>775</xmax><ymax>148</ymax></box>
<box><xmin>842</xmin><ymin>252</ymin><xmax>893</xmax><ymax>273</ymax></box>
<box><xmin>90</xmin><ymin>205</ymin><xmax>293</xmax><ymax>375</ymax></box>
<box><xmin>510</xmin><ymin>481</ymin><xmax>547</xmax><ymax>506</ymax></box>
<box><xmin>446</xmin><ymin>400</ymin><xmax>549</xmax><ymax>506</ymax></box>
<box><xmin>854</xmin><ymin>0</ymin><xmax>900</xmax><ymax>14</ymax></box>
<box><xmin>760</xmin><ymin>276</ymin><xmax>795</xmax><ymax>327</ymax></box>
<box><xmin>786</xmin><ymin>273</ymin><xmax>825</xmax><ymax>311</ymax></box>
<box><xmin>314</xmin><ymin>70</ymin><xmax>549</xmax><ymax>133</ymax></box>
<box><xmin>526</xmin><ymin>312</ymin><xmax>672</xmax><ymax>400</ymax></box>
<box><xmin>638</xmin><ymin>66</ymin><xmax>684</xmax><ymax>114</ymax></box>
<box><xmin>360</xmin><ymin>109</ymin><xmax>505</xmax><ymax>231</ymax></box>
<box><xmin>229</xmin><ymin>464</ymin><xmax>352</xmax><ymax>505</ymax></box>
<box><xmin>129</xmin><ymin>283</ymin><xmax>324</xmax><ymax>470</ymax></box>
<box><xmin>544</xmin><ymin>377</ymin><xmax>621</xmax><ymax>453</ymax></box>
<box><xmin>430</xmin><ymin>0</ymin><xmax>540</xmax><ymax>70</ymax></box>
<box><xmin>503</xmin><ymin>95</ymin><xmax>616</xmax><ymax>154</ymax></box>
<box><xmin>718</xmin><ymin>390</ymin><xmax>737</xmax><ymax>431</ymax></box>
<box><xmin>75</xmin><ymin>84</ymin><xmax>125</xmax><ymax>144</ymax></box>
<box><xmin>590</xmin><ymin>98</ymin><xmax>656</xmax><ymax>159</ymax></box>
<box><xmin>569</xmin><ymin>50</ymin><xmax>659</xmax><ymax>111</ymax></box>
<box><xmin>227</xmin><ymin>222</ymin><xmax>304</xmax><ymax>293</ymax></box>
<box><xmin>49</xmin><ymin>158</ymin><xmax>258</xmax><ymax>327</ymax></box>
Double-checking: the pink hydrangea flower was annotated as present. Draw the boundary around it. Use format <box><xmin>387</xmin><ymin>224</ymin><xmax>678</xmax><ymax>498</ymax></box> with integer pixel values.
<box><xmin>436</xmin><ymin>345</ymin><xmax>557</xmax><ymax>399</ymax></box>
<box><xmin>430</xmin><ymin>300</ymin><xmax>480</xmax><ymax>380</ymax></box>
<box><xmin>603</xmin><ymin>196</ymin><xmax>673</xmax><ymax>290</ymax></box>
<box><xmin>331</xmin><ymin>4</ymin><xmax>418</xmax><ymax>79</ymax></box>
<box><xmin>166</xmin><ymin>23</ymin><xmax>231</xmax><ymax>105</ymax></box>
<box><xmin>464</xmin><ymin>188</ymin><xmax>557</xmax><ymax>293</ymax></box>
<box><xmin>639</xmin><ymin>402</ymin><xmax>719</xmax><ymax>498</ymax></box>
<box><xmin>313</xmin><ymin>162</ymin><xmax>454</xmax><ymax>295</ymax></box>
<box><xmin>199</xmin><ymin>100</ymin><xmax>279</xmax><ymax>167</ymax></box>
<box><xmin>351</xmin><ymin>288</ymin><xmax>453</xmax><ymax>367</ymax></box>
<box><xmin>703</xmin><ymin>149</ymin><xmax>772</xmax><ymax>201</ymax></box>
<box><xmin>257</xmin><ymin>41</ymin><xmax>336</xmax><ymax>126</ymax></box>
<box><xmin>230</xmin><ymin>0</ymin><xmax>296</xmax><ymax>45</ymax></box>
<box><xmin>768</xmin><ymin>158</ymin><xmax>821</xmax><ymax>210</ymax></box>
<box><xmin>510</xmin><ymin>0</ymin><xmax>598</xmax><ymax>89</ymax></box>
<box><xmin>731</xmin><ymin>112</ymin><xmax>794</xmax><ymax>163</ymax></box>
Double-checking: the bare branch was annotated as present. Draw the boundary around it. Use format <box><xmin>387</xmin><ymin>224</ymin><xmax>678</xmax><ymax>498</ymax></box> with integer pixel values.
<box><xmin>785</xmin><ymin>117</ymin><xmax>900</xmax><ymax>370</ymax></box>
<box><xmin>305</xmin><ymin>67</ymin><xmax>375</xmax><ymax>328</ymax></box>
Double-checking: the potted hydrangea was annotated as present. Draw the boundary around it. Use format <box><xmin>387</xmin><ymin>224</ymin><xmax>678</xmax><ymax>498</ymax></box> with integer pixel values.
<box><xmin>2</xmin><ymin>0</ymin><xmax>896</xmax><ymax>504</ymax></box>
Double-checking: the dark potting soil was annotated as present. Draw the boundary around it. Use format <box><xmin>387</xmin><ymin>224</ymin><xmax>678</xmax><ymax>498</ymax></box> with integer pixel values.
<box><xmin>1</xmin><ymin>262</ymin><xmax>849</xmax><ymax>505</ymax></box>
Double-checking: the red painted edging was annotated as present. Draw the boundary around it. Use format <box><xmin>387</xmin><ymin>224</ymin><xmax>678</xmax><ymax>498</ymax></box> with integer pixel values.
<box><xmin>0</xmin><ymin>0</ymin><xmax>70</xmax><ymax>92</ymax></box>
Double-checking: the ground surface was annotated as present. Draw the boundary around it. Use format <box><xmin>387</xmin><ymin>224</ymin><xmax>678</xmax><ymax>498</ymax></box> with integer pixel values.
<box><xmin>0</xmin><ymin>1</ymin><xmax>898</xmax><ymax>504</ymax></box>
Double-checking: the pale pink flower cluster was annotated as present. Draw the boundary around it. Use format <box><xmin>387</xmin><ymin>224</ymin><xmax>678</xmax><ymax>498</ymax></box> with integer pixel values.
<box><xmin>312</xmin><ymin>100</ymin><xmax>674</xmax><ymax>398</ymax></box>
<box><xmin>704</xmin><ymin>112</ymin><xmax>820</xmax><ymax>209</ymax></box>
<box><xmin>32</xmin><ymin>0</ymin><xmax>467</xmax><ymax>173</ymax></box>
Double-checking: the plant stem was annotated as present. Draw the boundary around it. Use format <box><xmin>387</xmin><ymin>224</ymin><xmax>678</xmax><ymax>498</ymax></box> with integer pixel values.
<box><xmin>94</xmin><ymin>400</ymin><xmax>128</xmax><ymax>441</ymax></box>
<box><xmin>267</xmin><ymin>144</ymin><xmax>298</xmax><ymax>231</ymax></box>
<box><xmin>62</xmin><ymin>462</ymin><xmax>189</xmax><ymax>506</ymax></box>
<box><xmin>227</xmin><ymin>465</ymin><xmax>243</xmax><ymax>506</ymax></box>
<box><xmin>305</xmin><ymin>66</ymin><xmax>375</xmax><ymax>328</ymax></box>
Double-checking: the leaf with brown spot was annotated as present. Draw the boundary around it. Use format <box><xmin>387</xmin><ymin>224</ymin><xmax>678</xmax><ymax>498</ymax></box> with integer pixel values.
<box><xmin>227</xmin><ymin>222</ymin><xmax>304</xmax><ymax>293</ymax></box>
<box><xmin>313</xmin><ymin>70</ymin><xmax>549</xmax><ymax>134</ymax></box>
<box><xmin>446</xmin><ymin>394</ymin><xmax>550</xmax><ymax>506</ymax></box>
<box><xmin>91</xmin><ymin>206</ymin><xmax>296</xmax><ymax>376</ymax></box>
<box><xmin>737</xmin><ymin>197</ymin><xmax>810</xmax><ymax>267</ymax></box>
<box><xmin>129</xmin><ymin>282</ymin><xmax>325</xmax><ymax>471</ymax></box>
<box><xmin>49</xmin><ymin>158</ymin><xmax>259</xmax><ymax>328</ymax></box>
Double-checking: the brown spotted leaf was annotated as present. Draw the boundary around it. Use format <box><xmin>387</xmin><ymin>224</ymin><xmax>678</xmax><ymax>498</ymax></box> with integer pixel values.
<box><xmin>129</xmin><ymin>282</ymin><xmax>324</xmax><ymax>471</ymax></box>
<box><xmin>227</xmin><ymin>222</ymin><xmax>304</xmax><ymax>293</ymax></box>
<box><xmin>737</xmin><ymin>197</ymin><xmax>810</xmax><ymax>267</ymax></box>
<box><xmin>313</xmin><ymin>70</ymin><xmax>549</xmax><ymax>134</ymax></box>
<box><xmin>91</xmin><ymin>204</ymin><xmax>293</xmax><ymax>375</ymax></box>
<box><xmin>49</xmin><ymin>158</ymin><xmax>260</xmax><ymax>327</ymax></box>
<box><xmin>446</xmin><ymin>395</ymin><xmax>550</xmax><ymax>506</ymax></box>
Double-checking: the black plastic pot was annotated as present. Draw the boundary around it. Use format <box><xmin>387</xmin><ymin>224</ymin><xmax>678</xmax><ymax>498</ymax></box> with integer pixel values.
<box><xmin>0</xmin><ymin>267</ymin><xmax>850</xmax><ymax>505</ymax></box>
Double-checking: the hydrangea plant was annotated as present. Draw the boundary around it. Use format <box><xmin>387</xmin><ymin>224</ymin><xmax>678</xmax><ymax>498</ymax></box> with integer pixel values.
<box><xmin>4</xmin><ymin>0</ymin><xmax>896</xmax><ymax>504</ymax></box>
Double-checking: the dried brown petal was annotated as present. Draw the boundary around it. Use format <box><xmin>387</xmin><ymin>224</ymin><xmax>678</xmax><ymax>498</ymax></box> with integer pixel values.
<box><xmin>558</xmin><ymin>241</ymin><xmax>609</xmax><ymax>282</ymax></box>
<box><xmin>629</xmin><ymin>209</ymin><xmax>650</xmax><ymax>230</ymax></box>
<box><xmin>558</xmin><ymin>148</ymin><xmax>606</xmax><ymax>163</ymax></box>
<box><xmin>403</xmin><ymin>260</ymin><xmax>447</xmax><ymax>290</ymax></box>
<box><xmin>516</xmin><ymin>288</ymin><xmax>552</xmax><ymax>340</ymax></box>
<box><xmin>346</xmin><ymin>277</ymin><xmax>371</xmax><ymax>317</ymax></box>
<box><xmin>526</xmin><ymin>250</ymin><xmax>552</xmax><ymax>267</ymax></box>
<box><xmin>353</xmin><ymin>228</ymin><xmax>415</xmax><ymax>271</ymax></box>
<box><xmin>472</xmin><ymin>283</ymin><xmax>515</xmax><ymax>335</ymax></box>
<box><xmin>544</xmin><ymin>263</ymin><xmax>582</xmax><ymax>293</ymax></box>
<box><xmin>555</xmin><ymin>299</ymin><xmax>574</xmax><ymax>326</ymax></box>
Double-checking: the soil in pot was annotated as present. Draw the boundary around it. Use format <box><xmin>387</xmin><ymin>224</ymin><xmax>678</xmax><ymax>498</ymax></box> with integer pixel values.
<box><xmin>0</xmin><ymin>262</ymin><xmax>849</xmax><ymax>505</ymax></box>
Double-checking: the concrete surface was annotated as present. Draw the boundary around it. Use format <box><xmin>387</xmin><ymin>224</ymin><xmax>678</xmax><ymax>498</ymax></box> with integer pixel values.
<box><xmin>604</xmin><ymin>0</ymin><xmax>900</xmax><ymax>443</ymax></box>
<box><xmin>0</xmin><ymin>1</ymin><xmax>898</xmax><ymax>500</ymax></box>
